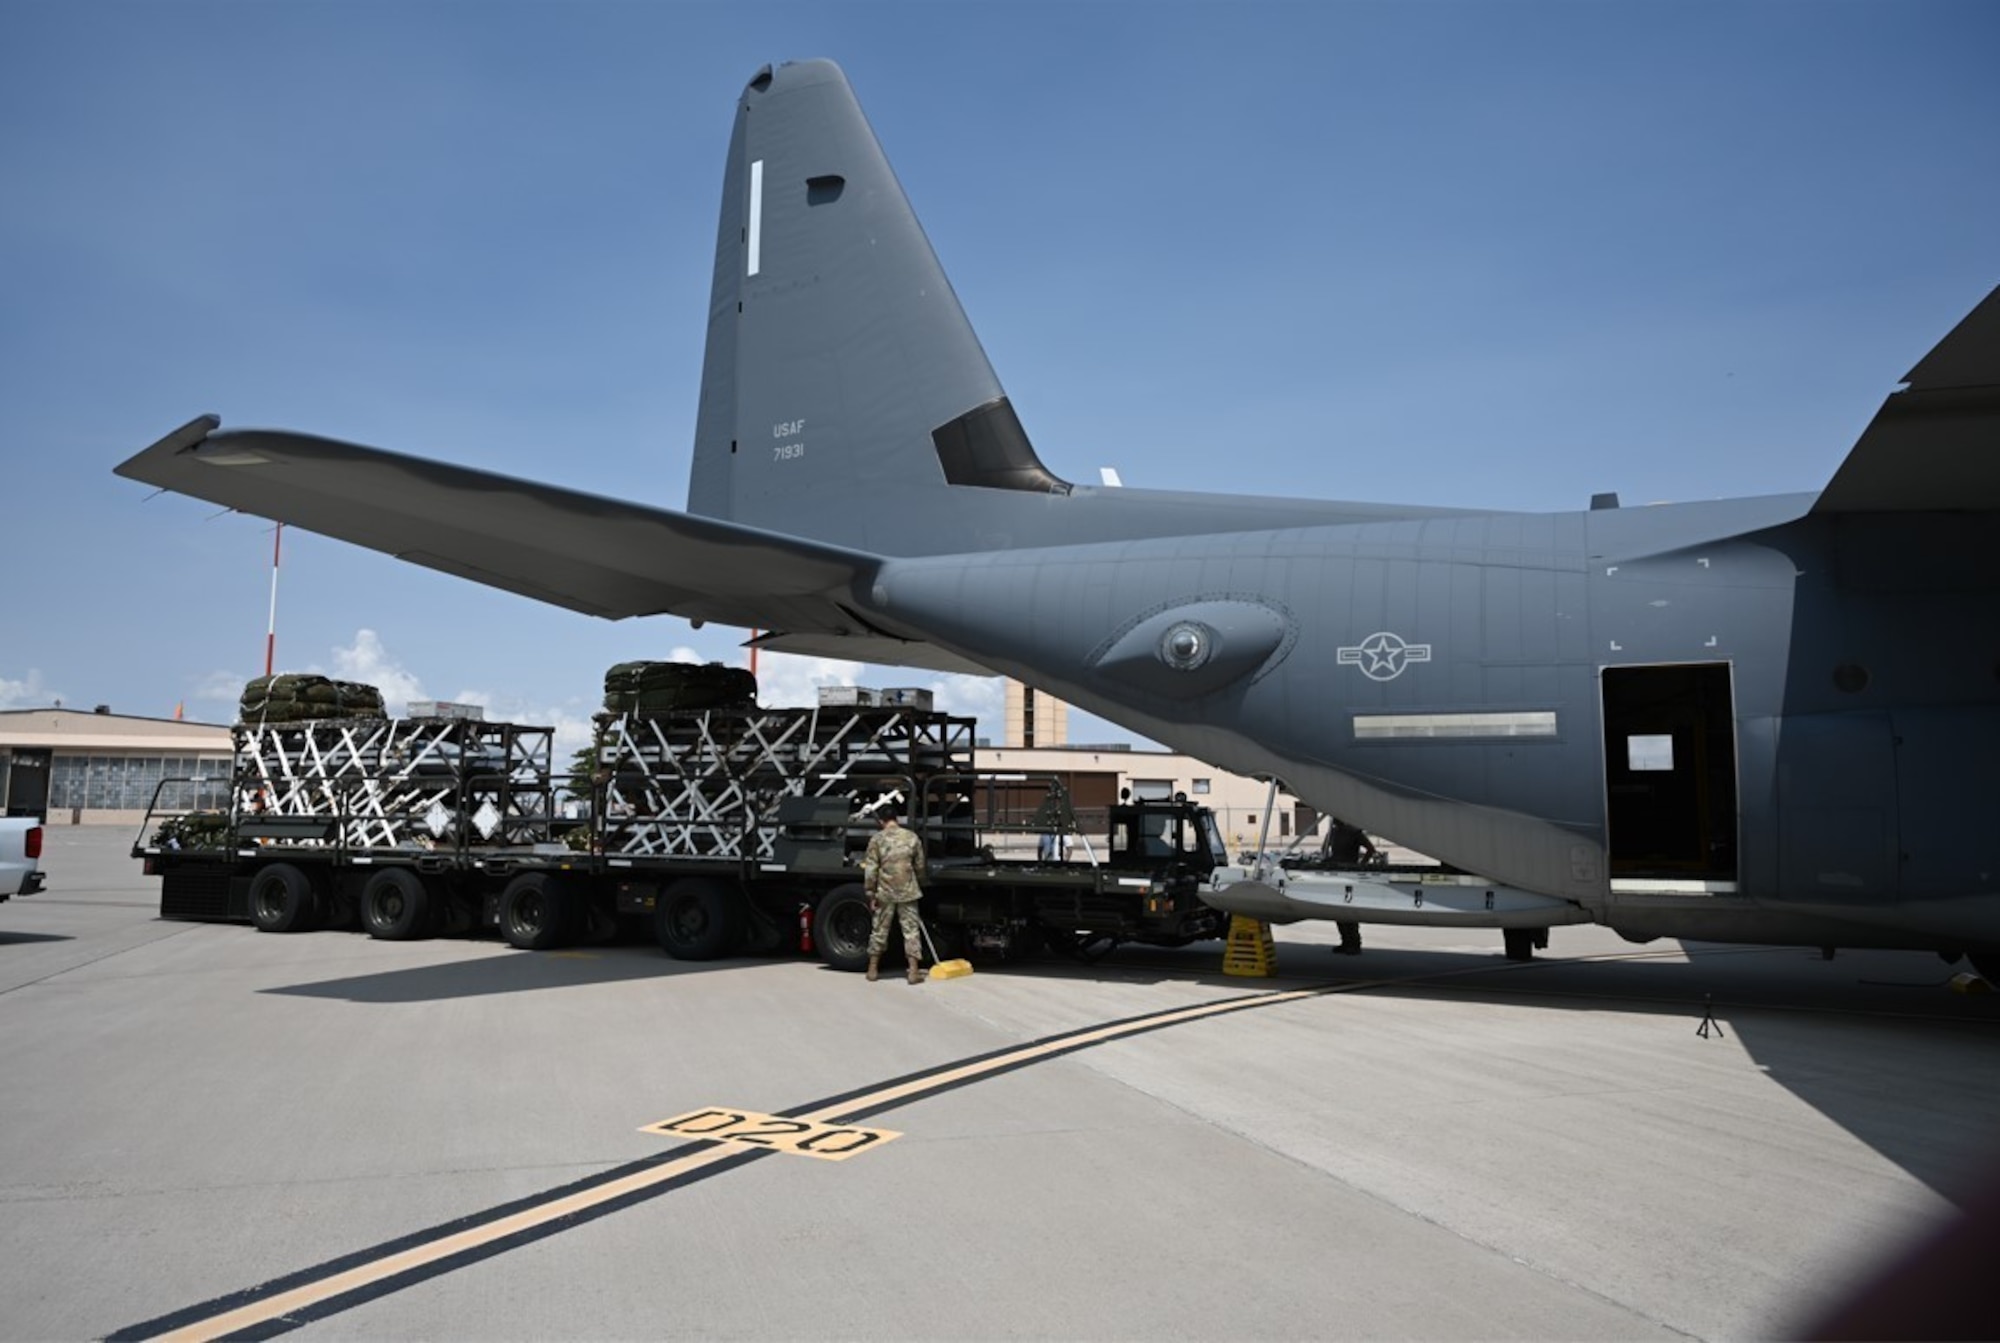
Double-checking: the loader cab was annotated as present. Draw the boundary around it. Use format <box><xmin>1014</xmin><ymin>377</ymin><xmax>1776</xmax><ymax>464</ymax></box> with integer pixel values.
<box><xmin>1107</xmin><ymin>794</ymin><xmax>1225</xmax><ymax>877</ymax></box>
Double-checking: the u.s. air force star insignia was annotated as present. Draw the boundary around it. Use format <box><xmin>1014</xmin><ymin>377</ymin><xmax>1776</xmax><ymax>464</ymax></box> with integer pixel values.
<box><xmin>1337</xmin><ymin>631</ymin><xmax>1432</xmax><ymax>682</ymax></box>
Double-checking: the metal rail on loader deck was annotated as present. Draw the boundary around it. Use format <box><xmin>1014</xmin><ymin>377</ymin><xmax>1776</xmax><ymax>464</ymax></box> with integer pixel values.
<box><xmin>133</xmin><ymin>700</ymin><xmax>1231</xmax><ymax>971</ymax></box>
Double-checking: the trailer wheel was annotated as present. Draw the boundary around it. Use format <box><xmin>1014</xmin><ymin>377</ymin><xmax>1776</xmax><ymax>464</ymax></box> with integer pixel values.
<box><xmin>248</xmin><ymin>863</ymin><xmax>320</xmax><ymax>933</ymax></box>
<box><xmin>499</xmin><ymin>873</ymin><xmax>572</xmax><ymax>951</ymax></box>
<box><xmin>360</xmin><ymin>868</ymin><xmax>431</xmax><ymax>941</ymax></box>
<box><xmin>813</xmin><ymin>883</ymin><xmax>874</xmax><ymax>973</ymax></box>
<box><xmin>654</xmin><ymin>878</ymin><xmax>746</xmax><ymax>960</ymax></box>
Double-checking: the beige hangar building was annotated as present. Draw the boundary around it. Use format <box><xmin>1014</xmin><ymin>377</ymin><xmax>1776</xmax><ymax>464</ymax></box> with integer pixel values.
<box><xmin>0</xmin><ymin>707</ymin><xmax>233</xmax><ymax>826</ymax></box>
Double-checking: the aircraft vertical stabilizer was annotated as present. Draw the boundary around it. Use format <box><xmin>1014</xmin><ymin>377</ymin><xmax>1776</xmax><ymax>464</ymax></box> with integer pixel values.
<box><xmin>686</xmin><ymin>59</ymin><xmax>1068</xmax><ymax>551</ymax></box>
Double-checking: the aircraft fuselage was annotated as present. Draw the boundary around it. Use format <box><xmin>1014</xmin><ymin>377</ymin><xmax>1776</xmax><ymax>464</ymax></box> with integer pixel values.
<box><xmin>863</xmin><ymin>492</ymin><xmax>2000</xmax><ymax>953</ymax></box>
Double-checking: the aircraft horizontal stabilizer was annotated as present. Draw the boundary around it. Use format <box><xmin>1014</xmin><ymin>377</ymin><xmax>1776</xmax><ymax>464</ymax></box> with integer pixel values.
<box><xmin>116</xmin><ymin>416</ymin><xmax>888</xmax><ymax>640</ymax></box>
<box><xmin>1815</xmin><ymin>285</ymin><xmax>2000</xmax><ymax>513</ymax></box>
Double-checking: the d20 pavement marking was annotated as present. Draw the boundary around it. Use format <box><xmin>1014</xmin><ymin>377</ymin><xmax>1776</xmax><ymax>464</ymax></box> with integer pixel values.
<box><xmin>642</xmin><ymin>1107</ymin><xmax>900</xmax><ymax>1160</ymax></box>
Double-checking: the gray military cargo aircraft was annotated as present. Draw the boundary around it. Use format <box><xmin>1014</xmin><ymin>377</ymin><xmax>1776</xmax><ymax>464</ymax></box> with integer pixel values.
<box><xmin>118</xmin><ymin>58</ymin><xmax>1999</xmax><ymax>971</ymax></box>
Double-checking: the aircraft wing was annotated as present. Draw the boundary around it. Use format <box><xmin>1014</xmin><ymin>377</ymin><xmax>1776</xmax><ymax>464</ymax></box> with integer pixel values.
<box><xmin>746</xmin><ymin>630</ymin><xmax>993</xmax><ymax>677</ymax></box>
<box><xmin>1815</xmin><ymin>285</ymin><xmax>2000</xmax><ymax>513</ymax></box>
<box><xmin>115</xmin><ymin>416</ymin><xmax>890</xmax><ymax>639</ymax></box>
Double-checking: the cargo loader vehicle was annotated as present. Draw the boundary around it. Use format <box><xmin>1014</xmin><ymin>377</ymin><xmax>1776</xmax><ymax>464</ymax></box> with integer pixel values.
<box><xmin>132</xmin><ymin>667</ymin><xmax>1230</xmax><ymax>969</ymax></box>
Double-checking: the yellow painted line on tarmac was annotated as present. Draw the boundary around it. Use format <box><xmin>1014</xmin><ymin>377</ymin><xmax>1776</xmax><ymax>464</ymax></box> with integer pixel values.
<box><xmin>794</xmin><ymin>984</ymin><xmax>1331</xmax><ymax>1126</ymax></box>
<box><xmin>146</xmin><ymin>1142</ymin><xmax>747</xmax><ymax>1343</ymax></box>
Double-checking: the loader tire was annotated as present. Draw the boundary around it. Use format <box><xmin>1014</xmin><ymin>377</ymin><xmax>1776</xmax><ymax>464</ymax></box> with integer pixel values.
<box><xmin>360</xmin><ymin>868</ymin><xmax>431</xmax><ymax>941</ymax></box>
<box><xmin>653</xmin><ymin>877</ymin><xmax>746</xmax><ymax>960</ymax></box>
<box><xmin>249</xmin><ymin>863</ymin><xmax>321</xmax><ymax>933</ymax></box>
<box><xmin>499</xmin><ymin>872</ymin><xmax>573</xmax><ymax>951</ymax></box>
<box><xmin>812</xmin><ymin>883</ymin><xmax>874</xmax><ymax>973</ymax></box>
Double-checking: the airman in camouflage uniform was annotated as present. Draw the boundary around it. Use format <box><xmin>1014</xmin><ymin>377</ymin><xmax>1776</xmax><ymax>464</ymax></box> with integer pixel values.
<box><xmin>863</xmin><ymin>809</ymin><xmax>927</xmax><ymax>983</ymax></box>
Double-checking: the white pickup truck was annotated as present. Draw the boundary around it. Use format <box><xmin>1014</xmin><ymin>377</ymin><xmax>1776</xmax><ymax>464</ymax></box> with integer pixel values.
<box><xmin>0</xmin><ymin>818</ymin><xmax>45</xmax><ymax>903</ymax></box>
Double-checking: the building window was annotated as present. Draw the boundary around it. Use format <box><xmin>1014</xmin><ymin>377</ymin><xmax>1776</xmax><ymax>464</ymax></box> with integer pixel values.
<box><xmin>1192</xmin><ymin>778</ymin><xmax>1211</xmax><ymax>794</ymax></box>
<box><xmin>48</xmin><ymin>752</ymin><xmax>234</xmax><ymax>812</ymax></box>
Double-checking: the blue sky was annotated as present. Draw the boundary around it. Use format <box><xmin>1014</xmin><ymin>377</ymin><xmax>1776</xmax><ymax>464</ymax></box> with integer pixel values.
<box><xmin>4</xmin><ymin>1</ymin><xmax>1995</xmax><ymax>755</ymax></box>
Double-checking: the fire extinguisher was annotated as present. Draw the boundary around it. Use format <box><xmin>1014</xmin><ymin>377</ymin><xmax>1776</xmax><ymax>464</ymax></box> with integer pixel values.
<box><xmin>798</xmin><ymin>902</ymin><xmax>814</xmax><ymax>954</ymax></box>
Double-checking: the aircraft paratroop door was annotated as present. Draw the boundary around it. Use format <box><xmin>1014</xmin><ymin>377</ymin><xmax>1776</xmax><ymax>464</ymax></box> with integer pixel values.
<box><xmin>1601</xmin><ymin>663</ymin><xmax>1739</xmax><ymax>887</ymax></box>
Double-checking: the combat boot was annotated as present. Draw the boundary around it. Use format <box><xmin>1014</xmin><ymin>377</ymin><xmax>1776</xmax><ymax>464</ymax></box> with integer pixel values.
<box><xmin>907</xmin><ymin>955</ymin><xmax>924</xmax><ymax>984</ymax></box>
<box><xmin>866</xmin><ymin>954</ymin><xmax>880</xmax><ymax>982</ymax></box>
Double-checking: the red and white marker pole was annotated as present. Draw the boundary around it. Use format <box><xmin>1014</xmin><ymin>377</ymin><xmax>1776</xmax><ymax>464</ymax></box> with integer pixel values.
<box><xmin>264</xmin><ymin>523</ymin><xmax>282</xmax><ymax>677</ymax></box>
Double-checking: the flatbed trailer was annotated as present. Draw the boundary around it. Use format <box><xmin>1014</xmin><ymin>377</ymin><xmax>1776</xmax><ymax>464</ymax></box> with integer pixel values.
<box><xmin>133</xmin><ymin>699</ymin><xmax>1231</xmax><ymax>969</ymax></box>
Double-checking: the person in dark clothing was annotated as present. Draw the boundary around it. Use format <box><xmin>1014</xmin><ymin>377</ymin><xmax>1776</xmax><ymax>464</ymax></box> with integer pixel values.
<box><xmin>1325</xmin><ymin>819</ymin><xmax>1378</xmax><ymax>955</ymax></box>
<box><xmin>1326</xmin><ymin>819</ymin><xmax>1378</xmax><ymax>866</ymax></box>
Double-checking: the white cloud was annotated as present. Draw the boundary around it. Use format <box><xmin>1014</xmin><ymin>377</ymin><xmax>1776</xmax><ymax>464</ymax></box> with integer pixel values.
<box><xmin>920</xmin><ymin>672</ymin><xmax>1005</xmax><ymax>722</ymax></box>
<box><xmin>193</xmin><ymin>669</ymin><xmax>248</xmax><ymax>704</ymax></box>
<box><xmin>0</xmin><ymin>670</ymin><xmax>60</xmax><ymax>710</ymax></box>
<box><xmin>752</xmin><ymin>652</ymin><xmax>862</xmax><ymax>708</ymax></box>
<box><xmin>541</xmin><ymin>708</ymin><xmax>600</xmax><ymax>764</ymax></box>
<box><xmin>319</xmin><ymin>629</ymin><xmax>426</xmax><ymax>715</ymax></box>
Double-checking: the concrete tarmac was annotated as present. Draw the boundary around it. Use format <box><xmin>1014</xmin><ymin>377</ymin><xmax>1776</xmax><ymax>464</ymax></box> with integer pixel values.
<box><xmin>4</xmin><ymin>826</ymin><xmax>1999</xmax><ymax>1340</ymax></box>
